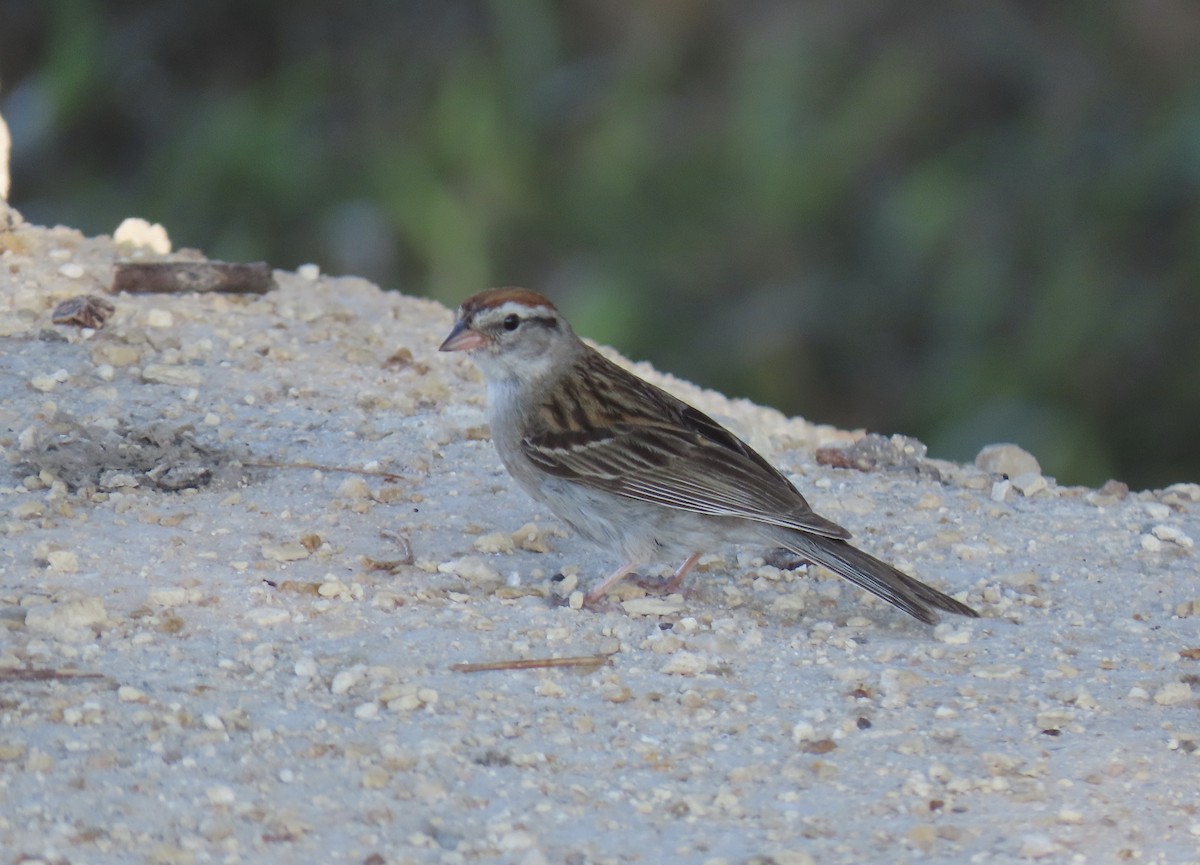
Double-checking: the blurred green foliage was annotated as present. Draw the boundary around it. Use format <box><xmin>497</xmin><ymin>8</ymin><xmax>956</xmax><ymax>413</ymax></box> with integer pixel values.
<box><xmin>4</xmin><ymin>0</ymin><xmax>1199</xmax><ymax>488</ymax></box>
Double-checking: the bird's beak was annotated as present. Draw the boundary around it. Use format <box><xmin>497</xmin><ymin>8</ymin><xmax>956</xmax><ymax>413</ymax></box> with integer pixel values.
<box><xmin>439</xmin><ymin>319</ymin><xmax>486</xmax><ymax>352</ymax></box>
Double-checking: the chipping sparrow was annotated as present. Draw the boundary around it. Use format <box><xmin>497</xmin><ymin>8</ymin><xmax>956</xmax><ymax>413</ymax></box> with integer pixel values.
<box><xmin>439</xmin><ymin>287</ymin><xmax>979</xmax><ymax>624</ymax></box>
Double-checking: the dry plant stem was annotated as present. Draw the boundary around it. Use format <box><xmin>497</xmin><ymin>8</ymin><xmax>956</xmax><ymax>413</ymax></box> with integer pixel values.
<box><xmin>0</xmin><ymin>669</ymin><xmax>105</xmax><ymax>682</ymax></box>
<box><xmin>242</xmin><ymin>458</ymin><xmax>407</xmax><ymax>482</ymax></box>
<box><xmin>377</xmin><ymin>530</ymin><xmax>415</xmax><ymax>566</ymax></box>
<box><xmin>451</xmin><ymin>654</ymin><xmax>615</xmax><ymax>673</ymax></box>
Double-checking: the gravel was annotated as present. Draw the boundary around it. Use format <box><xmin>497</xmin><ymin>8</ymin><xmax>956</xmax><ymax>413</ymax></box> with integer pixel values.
<box><xmin>2</xmin><ymin>209</ymin><xmax>1199</xmax><ymax>864</ymax></box>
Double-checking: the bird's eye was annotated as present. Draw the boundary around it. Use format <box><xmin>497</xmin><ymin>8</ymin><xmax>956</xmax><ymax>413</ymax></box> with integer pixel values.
<box><xmin>502</xmin><ymin>314</ymin><xmax>520</xmax><ymax>331</ymax></box>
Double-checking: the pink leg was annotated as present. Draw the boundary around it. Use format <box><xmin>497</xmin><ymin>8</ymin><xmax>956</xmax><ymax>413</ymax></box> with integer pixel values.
<box><xmin>584</xmin><ymin>561</ymin><xmax>642</xmax><ymax>606</ymax></box>
<box><xmin>661</xmin><ymin>551</ymin><xmax>701</xmax><ymax>594</ymax></box>
<box><xmin>585</xmin><ymin>552</ymin><xmax>703</xmax><ymax>606</ymax></box>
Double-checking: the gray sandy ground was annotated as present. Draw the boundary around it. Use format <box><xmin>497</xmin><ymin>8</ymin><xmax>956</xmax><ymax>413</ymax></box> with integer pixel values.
<box><xmin>1</xmin><ymin>211</ymin><xmax>1198</xmax><ymax>864</ymax></box>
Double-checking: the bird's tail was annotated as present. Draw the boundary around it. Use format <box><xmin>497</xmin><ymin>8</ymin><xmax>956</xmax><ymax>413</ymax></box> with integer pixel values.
<box><xmin>759</xmin><ymin>528</ymin><xmax>979</xmax><ymax>625</ymax></box>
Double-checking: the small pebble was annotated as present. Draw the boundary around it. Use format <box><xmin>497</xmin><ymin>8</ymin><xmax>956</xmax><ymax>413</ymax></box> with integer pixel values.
<box><xmin>536</xmin><ymin>681</ymin><xmax>565</xmax><ymax>698</ymax></box>
<box><xmin>244</xmin><ymin>607</ymin><xmax>289</xmax><ymax>627</ymax></box>
<box><xmin>621</xmin><ymin>596</ymin><xmax>686</xmax><ymax>617</ymax></box>
<box><xmin>117</xmin><ymin>685</ymin><xmax>146</xmax><ymax>702</ymax></box>
<box><xmin>58</xmin><ymin>262</ymin><xmax>85</xmax><ymax>279</ymax></box>
<box><xmin>1144</xmin><ymin>502</ymin><xmax>1172</xmax><ymax>521</ymax></box>
<box><xmin>660</xmin><ymin>651</ymin><xmax>709</xmax><ymax>676</ymax></box>
<box><xmin>1011</xmin><ymin>472</ymin><xmax>1047</xmax><ymax>497</ymax></box>
<box><xmin>791</xmin><ymin>721</ymin><xmax>816</xmax><ymax>743</ymax></box>
<box><xmin>438</xmin><ymin>556</ymin><xmax>502</xmax><ymax>586</ymax></box>
<box><xmin>337</xmin><ymin>476</ymin><xmax>371</xmax><ymax>500</ymax></box>
<box><xmin>141</xmin><ymin>364</ymin><xmax>202</xmax><ymax>387</ymax></box>
<box><xmin>976</xmin><ymin>443</ymin><xmax>1041</xmax><ymax>478</ymax></box>
<box><xmin>1153</xmin><ymin>682</ymin><xmax>1192</xmax><ymax>706</ymax></box>
<box><xmin>147</xmin><ymin>587</ymin><xmax>189</xmax><ymax>607</ymax></box>
<box><xmin>331</xmin><ymin>666</ymin><xmax>365</xmax><ymax>695</ymax></box>
<box><xmin>1018</xmin><ymin>833</ymin><xmax>1058</xmax><ymax>859</ymax></box>
<box><xmin>991</xmin><ymin>479</ymin><xmax>1012</xmax><ymax>502</ymax></box>
<box><xmin>46</xmin><ymin>550</ymin><xmax>79</xmax><ymax>573</ymax></box>
<box><xmin>906</xmin><ymin>823</ymin><xmax>937</xmax><ymax>853</ymax></box>
<box><xmin>261</xmin><ymin>542</ymin><xmax>310</xmax><ymax>562</ymax></box>
<box><xmin>473</xmin><ymin>532</ymin><xmax>515</xmax><ymax>554</ymax></box>
<box><xmin>145</xmin><ymin>308</ymin><xmax>174</xmax><ymax>328</ymax></box>
<box><xmin>24</xmin><ymin>597</ymin><xmax>107</xmax><ymax>639</ymax></box>
<box><xmin>317</xmin><ymin>579</ymin><xmax>348</xmax><ymax>598</ymax></box>
<box><xmin>114</xmin><ymin>217</ymin><xmax>172</xmax><ymax>254</ymax></box>
<box><xmin>1151</xmin><ymin>525</ymin><xmax>1194</xmax><ymax>548</ymax></box>
<box><xmin>202</xmin><ymin>713</ymin><xmax>226</xmax><ymax>731</ymax></box>
<box><xmin>29</xmin><ymin>371</ymin><xmax>67</xmax><ymax>392</ymax></box>
<box><xmin>206</xmin><ymin>785</ymin><xmax>236</xmax><ymax>805</ymax></box>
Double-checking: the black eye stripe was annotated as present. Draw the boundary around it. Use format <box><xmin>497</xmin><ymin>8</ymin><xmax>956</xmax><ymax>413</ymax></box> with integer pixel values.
<box><xmin>494</xmin><ymin>312</ymin><xmax>559</xmax><ymax>331</ymax></box>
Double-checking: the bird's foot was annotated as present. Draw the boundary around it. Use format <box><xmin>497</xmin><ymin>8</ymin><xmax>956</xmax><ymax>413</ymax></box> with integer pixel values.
<box><xmin>631</xmin><ymin>572</ymin><xmax>686</xmax><ymax>597</ymax></box>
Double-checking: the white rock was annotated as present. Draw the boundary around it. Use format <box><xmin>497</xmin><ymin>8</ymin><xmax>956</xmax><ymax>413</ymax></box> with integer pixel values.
<box><xmin>976</xmin><ymin>443</ymin><xmax>1041</xmax><ymax>477</ymax></box>
<box><xmin>147</xmin><ymin>587</ymin><xmax>189</xmax><ymax>607</ymax></box>
<box><xmin>114</xmin><ymin>217</ymin><xmax>172</xmax><ymax>254</ymax></box>
<box><xmin>660</xmin><ymin>651</ymin><xmax>709</xmax><ymax>676</ymax></box>
<box><xmin>438</xmin><ymin>556</ymin><xmax>502</xmax><ymax>585</ymax></box>
<box><xmin>1011</xmin><ymin>472</ymin><xmax>1047</xmax><ymax>497</ymax></box>
<box><xmin>621</xmin><ymin>596</ymin><xmax>686</xmax><ymax>617</ymax></box>
<box><xmin>990</xmin><ymin>479</ymin><xmax>1012</xmax><ymax>502</ymax></box>
<box><xmin>1018</xmin><ymin>833</ymin><xmax>1058</xmax><ymax>858</ymax></box>
<box><xmin>1151</xmin><ymin>525</ymin><xmax>1194</xmax><ymax>549</ymax></box>
<box><xmin>473</xmin><ymin>532</ymin><xmax>515</xmax><ymax>554</ymax></box>
<box><xmin>206</xmin><ymin>785</ymin><xmax>236</xmax><ymax>805</ymax></box>
<box><xmin>25</xmin><ymin>597</ymin><xmax>107</xmax><ymax>639</ymax></box>
<box><xmin>331</xmin><ymin>666</ymin><xmax>365</xmax><ymax>695</ymax></box>
<box><xmin>261</xmin><ymin>542</ymin><xmax>309</xmax><ymax>562</ymax></box>
<box><xmin>141</xmin><ymin>364</ymin><xmax>202</xmax><ymax>387</ymax></box>
<box><xmin>29</xmin><ymin>373</ymin><xmax>61</xmax><ymax>393</ymax></box>
<box><xmin>145</xmin><ymin>308</ymin><xmax>175</xmax><ymax>328</ymax></box>
<box><xmin>1153</xmin><ymin>681</ymin><xmax>1192</xmax><ymax>706</ymax></box>
<box><xmin>202</xmin><ymin>713</ymin><xmax>226</xmax><ymax>731</ymax></box>
<box><xmin>244</xmin><ymin>607</ymin><xmax>289</xmax><ymax>627</ymax></box>
<box><xmin>1144</xmin><ymin>502</ymin><xmax>1171</xmax><ymax>521</ymax></box>
<box><xmin>790</xmin><ymin>721</ymin><xmax>816</xmax><ymax>742</ymax></box>
<box><xmin>46</xmin><ymin>550</ymin><xmax>80</xmax><ymax>573</ymax></box>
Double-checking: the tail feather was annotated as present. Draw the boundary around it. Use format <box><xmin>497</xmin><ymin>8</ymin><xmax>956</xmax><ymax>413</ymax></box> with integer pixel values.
<box><xmin>761</xmin><ymin>528</ymin><xmax>979</xmax><ymax>625</ymax></box>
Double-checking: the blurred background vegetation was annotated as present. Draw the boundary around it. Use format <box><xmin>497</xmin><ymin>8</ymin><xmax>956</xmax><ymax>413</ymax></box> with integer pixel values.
<box><xmin>3</xmin><ymin>0</ymin><xmax>1199</xmax><ymax>489</ymax></box>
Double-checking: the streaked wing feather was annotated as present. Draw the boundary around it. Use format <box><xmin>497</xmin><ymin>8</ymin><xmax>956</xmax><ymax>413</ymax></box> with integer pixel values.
<box><xmin>522</xmin><ymin>346</ymin><xmax>850</xmax><ymax>540</ymax></box>
<box><xmin>524</xmin><ymin>420</ymin><xmax>849</xmax><ymax>540</ymax></box>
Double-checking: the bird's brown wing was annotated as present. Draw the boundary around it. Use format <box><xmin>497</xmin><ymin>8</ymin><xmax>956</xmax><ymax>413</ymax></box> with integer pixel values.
<box><xmin>522</xmin><ymin>368</ymin><xmax>850</xmax><ymax>541</ymax></box>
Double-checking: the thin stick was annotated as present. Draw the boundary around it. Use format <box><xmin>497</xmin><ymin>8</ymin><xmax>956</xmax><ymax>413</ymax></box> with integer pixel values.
<box><xmin>112</xmin><ymin>261</ymin><xmax>276</xmax><ymax>295</ymax></box>
<box><xmin>242</xmin><ymin>459</ymin><xmax>407</xmax><ymax>482</ymax></box>
<box><xmin>451</xmin><ymin>653</ymin><xmax>615</xmax><ymax>673</ymax></box>
<box><xmin>0</xmin><ymin>669</ymin><xmax>105</xmax><ymax>682</ymax></box>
